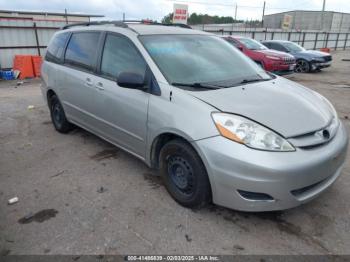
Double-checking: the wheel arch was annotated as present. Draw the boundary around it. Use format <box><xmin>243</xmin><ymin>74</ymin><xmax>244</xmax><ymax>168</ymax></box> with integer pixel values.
<box><xmin>149</xmin><ymin>131</ymin><xmax>214</xmax><ymax>204</ymax></box>
<box><xmin>254</xmin><ymin>60</ymin><xmax>265</xmax><ymax>69</ymax></box>
<box><xmin>149</xmin><ymin>132</ymin><xmax>192</xmax><ymax>169</ymax></box>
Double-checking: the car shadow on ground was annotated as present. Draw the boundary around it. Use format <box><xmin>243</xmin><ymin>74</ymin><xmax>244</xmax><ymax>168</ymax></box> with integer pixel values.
<box><xmin>65</xmin><ymin>124</ymin><xmax>333</xmax><ymax>254</ymax></box>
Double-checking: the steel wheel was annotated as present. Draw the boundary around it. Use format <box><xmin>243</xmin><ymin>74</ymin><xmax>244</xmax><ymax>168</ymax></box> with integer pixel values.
<box><xmin>159</xmin><ymin>139</ymin><xmax>211</xmax><ymax>208</ymax></box>
<box><xmin>167</xmin><ymin>155</ymin><xmax>195</xmax><ymax>196</ymax></box>
<box><xmin>49</xmin><ymin>94</ymin><xmax>74</xmax><ymax>133</ymax></box>
<box><xmin>52</xmin><ymin>102</ymin><xmax>63</xmax><ymax>129</ymax></box>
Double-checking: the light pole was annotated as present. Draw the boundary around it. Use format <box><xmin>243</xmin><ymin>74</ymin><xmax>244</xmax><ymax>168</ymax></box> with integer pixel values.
<box><xmin>321</xmin><ymin>0</ymin><xmax>326</xmax><ymax>30</ymax></box>
<box><xmin>234</xmin><ymin>3</ymin><xmax>237</xmax><ymax>21</ymax></box>
<box><xmin>262</xmin><ymin>1</ymin><xmax>266</xmax><ymax>27</ymax></box>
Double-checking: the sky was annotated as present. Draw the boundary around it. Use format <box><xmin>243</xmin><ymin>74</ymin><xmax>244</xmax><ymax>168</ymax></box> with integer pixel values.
<box><xmin>1</xmin><ymin>0</ymin><xmax>350</xmax><ymax>21</ymax></box>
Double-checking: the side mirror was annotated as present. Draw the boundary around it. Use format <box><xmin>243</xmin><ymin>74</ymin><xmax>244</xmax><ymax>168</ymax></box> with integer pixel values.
<box><xmin>117</xmin><ymin>72</ymin><xmax>146</xmax><ymax>89</ymax></box>
<box><xmin>238</xmin><ymin>46</ymin><xmax>244</xmax><ymax>51</ymax></box>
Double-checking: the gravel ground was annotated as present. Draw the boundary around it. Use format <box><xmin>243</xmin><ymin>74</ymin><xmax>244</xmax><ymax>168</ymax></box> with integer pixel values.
<box><xmin>0</xmin><ymin>51</ymin><xmax>349</xmax><ymax>255</ymax></box>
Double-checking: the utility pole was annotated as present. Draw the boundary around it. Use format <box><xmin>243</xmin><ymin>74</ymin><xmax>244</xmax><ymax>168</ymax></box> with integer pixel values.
<box><xmin>64</xmin><ymin>8</ymin><xmax>68</xmax><ymax>25</ymax></box>
<box><xmin>321</xmin><ymin>0</ymin><xmax>326</xmax><ymax>30</ymax></box>
<box><xmin>262</xmin><ymin>1</ymin><xmax>266</xmax><ymax>27</ymax></box>
<box><xmin>232</xmin><ymin>2</ymin><xmax>237</xmax><ymax>31</ymax></box>
<box><xmin>234</xmin><ymin>3</ymin><xmax>237</xmax><ymax>21</ymax></box>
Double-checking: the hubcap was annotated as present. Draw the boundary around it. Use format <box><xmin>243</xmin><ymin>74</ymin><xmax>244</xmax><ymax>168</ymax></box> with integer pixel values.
<box><xmin>167</xmin><ymin>156</ymin><xmax>194</xmax><ymax>195</ymax></box>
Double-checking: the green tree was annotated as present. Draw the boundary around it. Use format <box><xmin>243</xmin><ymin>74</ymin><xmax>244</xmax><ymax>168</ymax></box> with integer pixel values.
<box><xmin>161</xmin><ymin>12</ymin><xmax>243</xmax><ymax>25</ymax></box>
<box><xmin>161</xmin><ymin>13</ymin><xmax>173</xmax><ymax>24</ymax></box>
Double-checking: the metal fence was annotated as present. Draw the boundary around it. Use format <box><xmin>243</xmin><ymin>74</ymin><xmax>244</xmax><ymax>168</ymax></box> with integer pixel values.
<box><xmin>196</xmin><ymin>27</ymin><xmax>350</xmax><ymax>51</ymax></box>
<box><xmin>0</xmin><ymin>19</ymin><xmax>66</xmax><ymax>68</ymax></box>
<box><xmin>1</xmin><ymin>20</ymin><xmax>350</xmax><ymax>68</ymax></box>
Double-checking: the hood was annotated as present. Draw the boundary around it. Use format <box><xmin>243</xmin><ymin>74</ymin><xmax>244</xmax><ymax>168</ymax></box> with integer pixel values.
<box><xmin>256</xmin><ymin>49</ymin><xmax>293</xmax><ymax>58</ymax></box>
<box><xmin>294</xmin><ymin>50</ymin><xmax>330</xmax><ymax>58</ymax></box>
<box><xmin>189</xmin><ymin>77</ymin><xmax>334</xmax><ymax>138</ymax></box>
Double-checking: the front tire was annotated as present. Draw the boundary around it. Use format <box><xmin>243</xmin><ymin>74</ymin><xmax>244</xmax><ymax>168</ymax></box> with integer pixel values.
<box><xmin>159</xmin><ymin>139</ymin><xmax>211</xmax><ymax>208</ymax></box>
<box><xmin>49</xmin><ymin>95</ymin><xmax>74</xmax><ymax>133</ymax></box>
<box><xmin>295</xmin><ymin>59</ymin><xmax>310</xmax><ymax>73</ymax></box>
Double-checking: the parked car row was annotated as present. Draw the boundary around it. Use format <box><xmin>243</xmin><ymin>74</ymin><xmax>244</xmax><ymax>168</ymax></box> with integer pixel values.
<box><xmin>222</xmin><ymin>36</ymin><xmax>332</xmax><ymax>74</ymax></box>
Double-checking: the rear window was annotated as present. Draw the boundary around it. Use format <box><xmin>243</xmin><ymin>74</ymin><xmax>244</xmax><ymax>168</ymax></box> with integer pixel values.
<box><xmin>45</xmin><ymin>32</ymin><xmax>70</xmax><ymax>63</ymax></box>
<box><xmin>65</xmin><ymin>32</ymin><xmax>100</xmax><ymax>71</ymax></box>
<box><xmin>239</xmin><ymin>38</ymin><xmax>267</xmax><ymax>50</ymax></box>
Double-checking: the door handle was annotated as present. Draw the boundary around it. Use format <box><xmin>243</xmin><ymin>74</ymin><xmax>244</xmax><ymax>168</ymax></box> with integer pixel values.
<box><xmin>85</xmin><ymin>78</ymin><xmax>93</xmax><ymax>87</ymax></box>
<box><xmin>95</xmin><ymin>82</ymin><xmax>105</xmax><ymax>90</ymax></box>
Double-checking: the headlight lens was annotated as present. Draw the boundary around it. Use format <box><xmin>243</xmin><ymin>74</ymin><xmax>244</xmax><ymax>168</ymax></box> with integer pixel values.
<box><xmin>312</xmin><ymin>57</ymin><xmax>325</xmax><ymax>62</ymax></box>
<box><xmin>212</xmin><ymin>113</ymin><xmax>295</xmax><ymax>151</ymax></box>
<box><xmin>265</xmin><ymin>55</ymin><xmax>281</xmax><ymax>61</ymax></box>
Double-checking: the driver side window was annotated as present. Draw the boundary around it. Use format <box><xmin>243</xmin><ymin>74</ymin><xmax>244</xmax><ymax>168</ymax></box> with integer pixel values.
<box><xmin>100</xmin><ymin>34</ymin><xmax>146</xmax><ymax>79</ymax></box>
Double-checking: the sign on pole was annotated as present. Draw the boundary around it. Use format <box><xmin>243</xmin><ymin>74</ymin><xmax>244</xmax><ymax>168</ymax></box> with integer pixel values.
<box><xmin>282</xmin><ymin>14</ymin><xmax>293</xmax><ymax>30</ymax></box>
<box><xmin>173</xmin><ymin>4</ymin><xmax>188</xmax><ymax>24</ymax></box>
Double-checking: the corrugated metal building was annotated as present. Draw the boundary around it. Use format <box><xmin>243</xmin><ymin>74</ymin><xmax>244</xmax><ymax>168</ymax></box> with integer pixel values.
<box><xmin>263</xmin><ymin>10</ymin><xmax>350</xmax><ymax>31</ymax></box>
<box><xmin>0</xmin><ymin>10</ymin><xmax>103</xmax><ymax>68</ymax></box>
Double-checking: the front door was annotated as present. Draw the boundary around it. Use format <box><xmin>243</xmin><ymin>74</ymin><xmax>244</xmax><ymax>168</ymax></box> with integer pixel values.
<box><xmin>92</xmin><ymin>33</ymin><xmax>150</xmax><ymax>158</ymax></box>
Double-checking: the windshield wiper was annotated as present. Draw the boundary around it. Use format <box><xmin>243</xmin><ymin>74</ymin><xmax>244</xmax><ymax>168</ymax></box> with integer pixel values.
<box><xmin>240</xmin><ymin>78</ymin><xmax>270</xmax><ymax>84</ymax></box>
<box><xmin>171</xmin><ymin>82</ymin><xmax>220</xmax><ymax>90</ymax></box>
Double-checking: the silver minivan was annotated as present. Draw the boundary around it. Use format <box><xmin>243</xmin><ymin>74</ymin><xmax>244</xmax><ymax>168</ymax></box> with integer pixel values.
<box><xmin>41</xmin><ymin>21</ymin><xmax>348</xmax><ymax>212</ymax></box>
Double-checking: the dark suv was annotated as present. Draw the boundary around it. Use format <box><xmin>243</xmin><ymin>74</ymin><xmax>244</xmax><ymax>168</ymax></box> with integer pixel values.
<box><xmin>262</xmin><ymin>40</ymin><xmax>332</xmax><ymax>73</ymax></box>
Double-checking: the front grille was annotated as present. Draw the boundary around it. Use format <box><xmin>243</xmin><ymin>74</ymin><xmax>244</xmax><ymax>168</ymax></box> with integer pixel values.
<box><xmin>282</xmin><ymin>57</ymin><xmax>296</xmax><ymax>64</ymax></box>
<box><xmin>324</xmin><ymin>55</ymin><xmax>332</xmax><ymax>62</ymax></box>
<box><xmin>287</xmin><ymin>118</ymin><xmax>339</xmax><ymax>148</ymax></box>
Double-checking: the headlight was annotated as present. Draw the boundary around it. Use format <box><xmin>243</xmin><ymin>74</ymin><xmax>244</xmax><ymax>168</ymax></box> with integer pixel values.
<box><xmin>312</xmin><ymin>57</ymin><xmax>325</xmax><ymax>62</ymax></box>
<box><xmin>265</xmin><ymin>55</ymin><xmax>281</xmax><ymax>61</ymax></box>
<box><xmin>212</xmin><ymin>113</ymin><xmax>295</xmax><ymax>151</ymax></box>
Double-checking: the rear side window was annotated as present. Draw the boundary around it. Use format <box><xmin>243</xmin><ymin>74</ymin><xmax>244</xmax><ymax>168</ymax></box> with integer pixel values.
<box><xmin>100</xmin><ymin>34</ymin><xmax>146</xmax><ymax>79</ymax></box>
<box><xmin>262</xmin><ymin>42</ymin><xmax>270</xmax><ymax>48</ymax></box>
<box><xmin>270</xmin><ymin>43</ymin><xmax>286</xmax><ymax>52</ymax></box>
<box><xmin>65</xmin><ymin>32</ymin><xmax>100</xmax><ymax>71</ymax></box>
<box><xmin>45</xmin><ymin>32</ymin><xmax>70</xmax><ymax>63</ymax></box>
<box><xmin>226</xmin><ymin>38</ymin><xmax>240</xmax><ymax>48</ymax></box>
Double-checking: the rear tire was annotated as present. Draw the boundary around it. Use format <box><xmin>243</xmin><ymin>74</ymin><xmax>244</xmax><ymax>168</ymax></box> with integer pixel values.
<box><xmin>159</xmin><ymin>139</ymin><xmax>211</xmax><ymax>208</ymax></box>
<box><xmin>49</xmin><ymin>95</ymin><xmax>74</xmax><ymax>133</ymax></box>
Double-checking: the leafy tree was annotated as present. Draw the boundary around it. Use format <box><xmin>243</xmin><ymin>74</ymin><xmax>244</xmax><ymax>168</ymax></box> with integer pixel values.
<box><xmin>161</xmin><ymin>12</ymin><xmax>244</xmax><ymax>25</ymax></box>
<box><xmin>161</xmin><ymin>13</ymin><xmax>173</xmax><ymax>24</ymax></box>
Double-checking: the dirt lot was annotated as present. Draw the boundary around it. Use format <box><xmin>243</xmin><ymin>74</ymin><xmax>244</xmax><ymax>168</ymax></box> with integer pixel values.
<box><xmin>0</xmin><ymin>51</ymin><xmax>349</xmax><ymax>256</ymax></box>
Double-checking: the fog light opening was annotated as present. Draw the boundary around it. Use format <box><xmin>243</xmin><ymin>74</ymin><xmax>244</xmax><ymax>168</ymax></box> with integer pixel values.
<box><xmin>237</xmin><ymin>190</ymin><xmax>274</xmax><ymax>201</ymax></box>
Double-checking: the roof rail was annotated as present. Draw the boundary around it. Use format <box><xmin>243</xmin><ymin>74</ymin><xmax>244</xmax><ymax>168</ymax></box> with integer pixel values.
<box><xmin>122</xmin><ymin>20</ymin><xmax>192</xmax><ymax>29</ymax></box>
<box><xmin>61</xmin><ymin>20</ymin><xmax>128</xmax><ymax>30</ymax></box>
<box><xmin>162</xmin><ymin>23</ymin><xmax>192</xmax><ymax>29</ymax></box>
<box><xmin>61</xmin><ymin>20</ymin><xmax>192</xmax><ymax>30</ymax></box>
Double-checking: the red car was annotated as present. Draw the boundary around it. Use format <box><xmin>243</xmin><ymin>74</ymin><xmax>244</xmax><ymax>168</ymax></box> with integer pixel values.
<box><xmin>223</xmin><ymin>36</ymin><xmax>296</xmax><ymax>75</ymax></box>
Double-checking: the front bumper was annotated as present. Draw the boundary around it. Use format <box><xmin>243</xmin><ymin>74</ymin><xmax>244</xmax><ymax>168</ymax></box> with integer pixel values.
<box><xmin>311</xmin><ymin>61</ymin><xmax>332</xmax><ymax>70</ymax></box>
<box><xmin>270</xmin><ymin>63</ymin><xmax>296</xmax><ymax>76</ymax></box>
<box><xmin>193</xmin><ymin>121</ymin><xmax>348</xmax><ymax>212</ymax></box>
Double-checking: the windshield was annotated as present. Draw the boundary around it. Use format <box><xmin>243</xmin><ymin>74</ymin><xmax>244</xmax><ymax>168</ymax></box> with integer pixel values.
<box><xmin>139</xmin><ymin>35</ymin><xmax>271</xmax><ymax>88</ymax></box>
<box><xmin>283</xmin><ymin>42</ymin><xmax>305</xmax><ymax>52</ymax></box>
<box><xmin>239</xmin><ymin>38</ymin><xmax>267</xmax><ymax>50</ymax></box>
